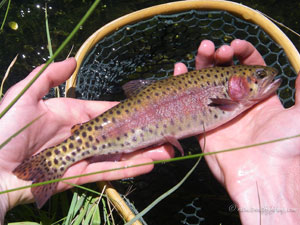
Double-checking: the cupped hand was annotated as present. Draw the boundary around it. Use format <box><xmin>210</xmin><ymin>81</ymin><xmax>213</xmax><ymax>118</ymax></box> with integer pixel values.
<box><xmin>174</xmin><ymin>40</ymin><xmax>300</xmax><ymax>224</ymax></box>
<box><xmin>0</xmin><ymin>58</ymin><xmax>174</xmax><ymax>215</ymax></box>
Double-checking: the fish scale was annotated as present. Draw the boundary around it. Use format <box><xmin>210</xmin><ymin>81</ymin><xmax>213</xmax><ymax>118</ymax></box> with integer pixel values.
<box><xmin>13</xmin><ymin>65</ymin><xmax>280</xmax><ymax>208</ymax></box>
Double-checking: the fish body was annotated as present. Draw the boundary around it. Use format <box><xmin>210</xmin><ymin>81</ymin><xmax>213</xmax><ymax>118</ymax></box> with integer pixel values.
<box><xmin>13</xmin><ymin>65</ymin><xmax>280</xmax><ymax>208</ymax></box>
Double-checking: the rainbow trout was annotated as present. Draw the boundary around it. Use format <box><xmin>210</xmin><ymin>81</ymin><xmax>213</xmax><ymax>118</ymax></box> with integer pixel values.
<box><xmin>13</xmin><ymin>65</ymin><xmax>280</xmax><ymax>208</ymax></box>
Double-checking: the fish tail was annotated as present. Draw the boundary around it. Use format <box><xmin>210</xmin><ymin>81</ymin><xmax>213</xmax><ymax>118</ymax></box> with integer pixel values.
<box><xmin>13</xmin><ymin>152</ymin><xmax>63</xmax><ymax>208</ymax></box>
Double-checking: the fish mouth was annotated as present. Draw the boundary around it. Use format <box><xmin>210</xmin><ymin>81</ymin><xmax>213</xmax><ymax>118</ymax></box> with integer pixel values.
<box><xmin>254</xmin><ymin>77</ymin><xmax>281</xmax><ymax>101</ymax></box>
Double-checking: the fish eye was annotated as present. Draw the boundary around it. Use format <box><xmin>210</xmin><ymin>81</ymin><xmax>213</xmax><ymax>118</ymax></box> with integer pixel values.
<box><xmin>255</xmin><ymin>69</ymin><xmax>267</xmax><ymax>79</ymax></box>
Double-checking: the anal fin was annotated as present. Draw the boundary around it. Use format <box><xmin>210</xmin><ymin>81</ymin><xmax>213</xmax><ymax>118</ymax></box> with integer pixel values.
<box><xmin>164</xmin><ymin>136</ymin><xmax>184</xmax><ymax>156</ymax></box>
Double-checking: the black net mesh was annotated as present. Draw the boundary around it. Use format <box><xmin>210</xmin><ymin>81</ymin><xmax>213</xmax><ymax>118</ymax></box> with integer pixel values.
<box><xmin>76</xmin><ymin>10</ymin><xmax>296</xmax><ymax>107</ymax></box>
<box><xmin>72</xmin><ymin>10</ymin><xmax>297</xmax><ymax>225</ymax></box>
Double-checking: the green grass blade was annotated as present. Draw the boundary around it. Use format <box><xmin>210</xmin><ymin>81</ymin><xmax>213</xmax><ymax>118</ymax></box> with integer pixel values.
<box><xmin>63</xmin><ymin>182</ymin><xmax>101</xmax><ymax>196</ymax></box>
<box><xmin>125</xmin><ymin>156</ymin><xmax>202</xmax><ymax>225</ymax></box>
<box><xmin>45</xmin><ymin>4</ymin><xmax>53</xmax><ymax>58</ymax></box>
<box><xmin>0</xmin><ymin>0</ymin><xmax>101</xmax><ymax>120</ymax></box>
<box><xmin>1</xmin><ymin>132</ymin><xmax>300</xmax><ymax>196</ymax></box>
<box><xmin>73</xmin><ymin>195</ymin><xmax>92</xmax><ymax>225</ymax></box>
<box><xmin>91</xmin><ymin>203</ymin><xmax>101</xmax><ymax>225</ymax></box>
<box><xmin>0</xmin><ymin>54</ymin><xmax>18</xmax><ymax>100</ymax></box>
<box><xmin>64</xmin><ymin>192</ymin><xmax>79</xmax><ymax>225</ymax></box>
<box><xmin>0</xmin><ymin>0</ymin><xmax>8</xmax><ymax>9</ymax></box>
<box><xmin>44</xmin><ymin>3</ymin><xmax>60</xmax><ymax>98</ymax></box>
<box><xmin>0</xmin><ymin>0</ymin><xmax>10</xmax><ymax>32</ymax></box>
<box><xmin>0</xmin><ymin>114</ymin><xmax>44</xmax><ymax>150</ymax></box>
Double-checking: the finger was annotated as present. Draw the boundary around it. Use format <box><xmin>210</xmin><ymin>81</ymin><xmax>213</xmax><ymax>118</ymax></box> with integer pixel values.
<box><xmin>214</xmin><ymin>45</ymin><xmax>234</xmax><ymax>66</ymax></box>
<box><xmin>195</xmin><ymin>40</ymin><xmax>215</xmax><ymax>70</ymax></box>
<box><xmin>174</xmin><ymin>62</ymin><xmax>188</xmax><ymax>76</ymax></box>
<box><xmin>121</xmin><ymin>144</ymin><xmax>175</xmax><ymax>161</ymax></box>
<box><xmin>23</xmin><ymin>58</ymin><xmax>77</xmax><ymax>100</ymax></box>
<box><xmin>294</xmin><ymin>71</ymin><xmax>300</xmax><ymax>105</ymax></box>
<box><xmin>231</xmin><ymin>39</ymin><xmax>266</xmax><ymax>66</ymax></box>
<box><xmin>58</xmin><ymin>158</ymin><xmax>154</xmax><ymax>191</ymax></box>
<box><xmin>44</xmin><ymin>98</ymin><xmax>120</xmax><ymax>132</ymax></box>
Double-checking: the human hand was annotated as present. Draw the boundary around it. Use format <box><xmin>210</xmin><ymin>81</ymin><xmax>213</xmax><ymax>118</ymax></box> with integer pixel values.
<box><xmin>174</xmin><ymin>40</ymin><xmax>300</xmax><ymax>224</ymax></box>
<box><xmin>0</xmin><ymin>58</ymin><xmax>174</xmax><ymax>220</ymax></box>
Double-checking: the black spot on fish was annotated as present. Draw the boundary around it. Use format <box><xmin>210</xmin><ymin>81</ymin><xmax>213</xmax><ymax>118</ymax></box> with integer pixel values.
<box><xmin>88</xmin><ymin>136</ymin><xmax>93</xmax><ymax>141</ymax></box>
<box><xmin>66</xmin><ymin>156</ymin><xmax>71</xmax><ymax>161</ymax></box>
<box><xmin>108</xmin><ymin>143</ymin><xmax>112</xmax><ymax>147</ymax></box>
<box><xmin>213</xmin><ymin>81</ymin><xmax>217</xmax><ymax>86</ymax></box>
<box><xmin>194</xmin><ymin>81</ymin><xmax>197</xmax><ymax>85</ymax></box>
<box><xmin>54</xmin><ymin>149</ymin><xmax>60</xmax><ymax>155</ymax></box>
<box><xmin>92</xmin><ymin>145</ymin><xmax>97</xmax><ymax>150</ymax></box>
<box><xmin>46</xmin><ymin>151</ymin><xmax>52</xmax><ymax>157</ymax></box>
<box><xmin>206</xmin><ymin>73</ymin><xmax>211</xmax><ymax>77</ymax></box>
<box><xmin>85</xmin><ymin>142</ymin><xmax>90</xmax><ymax>148</ymax></box>
<box><xmin>54</xmin><ymin>158</ymin><xmax>58</xmax><ymax>165</ymax></box>
<box><xmin>77</xmin><ymin>138</ymin><xmax>82</xmax><ymax>144</ymax></box>
<box><xmin>221</xmin><ymin>73</ymin><xmax>224</xmax><ymax>77</ymax></box>
<box><xmin>72</xmin><ymin>152</ymin><xmax>76</xmax><ymax>156</ymax></box>
<box><xmin>121</xmin><ymin>144</ymin><xmax>124</xmax><ymax>147</ymax></box>
<box><xmin>124</xmin><ymin>133</ymin><xmax>128</xmax><ymax>137</ymax></box>
<box><xmin>117</xmin><ymin>137</ymin><xmax>121</xmax><ymax>141</ymax></box>
<box><xmin>214</xmin><ymin>114</ymin><xmax>218</xmax><ymax>119</ymax></box>
<box><xmin>250</xmin><ymin>88</ymin><xmax>253</xmax><ymax>92</ymax></box>
<box><xmin>47</xmin><ymin>161</ymin><xmax>52</xmax><ymax>166</ymax></box>
<box><xmin>87</xmin><ymin>126</ymin><xmax>92</xmax><ymax>131</ymax></box>
<box><xmin>82</xmin><ymin>132</ymin><xmax>87</xmax><ymax>137</ymax></box>
<box><xmin>103</xmin><ymin>118</ymin><xmax>108</xmax><ymax>122</ymax></box>
<box><xmin>132</xmin><ymin>137</ymin><xmax>137</xmax><ymax>142</ymax></box>
<box><xmin>70</xmin><ymin>136</ymin><xmax>75</xmax><ymax>141</ymax></box>
<box><xmin>155</xmin><ymin>93</ymin><xmax>159</xmax><ymax>96</ymax></box>
<box><xmin>146</xmin><ymin>95</ymin><xmax>150</xmax><ymax>99</ymax></box>
<box><xmin>102</xmin><ymin>144</ymin><xmax>106</xmax><ymax>149</ymax></box>
<box><xmin>62</xmin><ymin>146</ymin><xmax>67</xmax><ymax>152</ymax></box>
<box><xmin>214</xmin><ymin>74</ymin><xmax>218</xmax><ymax>78</ymax></box>
<box><xmin>95</xmin><ymin>118</ymin><xmax>99</xmax><ymax>123</ymax></box>
<box><xmin>207</xmin><ymin>81</ymin><xmax>210</xmax><ymax>85</ymax></box>
<box><xmin>201</xmin><ymin>75</ymin><xmax>204</xmax><ymax>79</ymax></box>
<box><xmin>137</xmin><ymin>100</ymin><xmax>141</xmax><ymax>104</ymax></box>
<box><xmin>60</xmin><ymin>167</ymin><xmax>64</xmax><ymax>172</ymax></box>
<box><xmin>69</xmin><ymin>143</ymin><xmax>74</xmax><ymax>149</ymax></box>
<box><xmin>76</xmin><ymin>147</ymin><xmax>81</xmax><ymax>152</ymax></box>
<box><xmin>102</xmin><ymin>135</ymin><xmax>107</xmax><ymax>140</ymax></box>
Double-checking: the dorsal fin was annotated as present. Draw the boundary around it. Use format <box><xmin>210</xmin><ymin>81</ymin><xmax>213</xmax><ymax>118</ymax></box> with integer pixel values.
<box><xmin>122</xmin><ymin>79</ymin><xmax>157</xmax><ymax>98</ymax></box>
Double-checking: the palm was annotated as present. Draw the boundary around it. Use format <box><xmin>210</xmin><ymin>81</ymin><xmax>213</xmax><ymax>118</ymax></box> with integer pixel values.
<box><xmin>174</xmin><ymin>39</ymin><xmax>300</xmax><ymax>224</ymax></box>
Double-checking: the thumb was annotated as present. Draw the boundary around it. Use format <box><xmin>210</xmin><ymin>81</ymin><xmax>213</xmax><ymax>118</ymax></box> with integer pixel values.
<box><xmin>294</xmin><ymin>71</ymin><xmax>300</xmax><ymax>105</ymax></box>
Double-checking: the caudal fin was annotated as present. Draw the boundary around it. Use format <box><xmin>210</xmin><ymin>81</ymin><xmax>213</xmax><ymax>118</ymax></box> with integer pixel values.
<box><xmin>13</xmin><ymin>152</ymin><xmax>63</xmax><ymax>208</ymax></box>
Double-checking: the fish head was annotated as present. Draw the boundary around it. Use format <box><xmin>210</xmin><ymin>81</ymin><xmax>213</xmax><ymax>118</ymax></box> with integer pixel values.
<box><xmin>228</xmin><ymin>65</ymin><xmax>281</xmax><ymax>105</ymax></box>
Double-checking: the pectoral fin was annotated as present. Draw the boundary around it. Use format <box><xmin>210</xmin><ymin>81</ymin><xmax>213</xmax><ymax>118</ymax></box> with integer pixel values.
<box><xmin>208</xmin><ymin>98</ymin><xmax>239</xmax><ymax>111</ymax></box>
